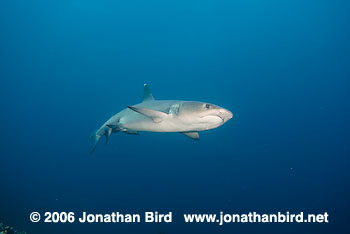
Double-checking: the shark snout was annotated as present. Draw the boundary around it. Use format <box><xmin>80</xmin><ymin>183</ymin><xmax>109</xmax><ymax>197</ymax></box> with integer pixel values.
<box><xmin>218</xmin><ymin>109</ymin><xmax>233</xmax><ymax>123</ymax></box>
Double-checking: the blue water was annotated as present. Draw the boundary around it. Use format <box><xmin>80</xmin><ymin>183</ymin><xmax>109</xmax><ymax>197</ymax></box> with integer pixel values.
<box><xmin>1</xmin><ymin>0</ymin><xmax>349</xmax><ymax>233</ymax></box>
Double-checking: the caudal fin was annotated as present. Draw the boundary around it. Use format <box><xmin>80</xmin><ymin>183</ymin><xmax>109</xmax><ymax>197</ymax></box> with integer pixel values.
<box><xmin>90</xmin><ymin>133</ymin><xmax>101</xmax><ymax>154</ymax></box>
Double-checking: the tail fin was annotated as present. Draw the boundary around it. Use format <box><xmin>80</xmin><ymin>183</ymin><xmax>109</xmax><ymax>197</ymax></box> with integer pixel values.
<box><xmin>105</xmin><ymin>127</ymin><xmax>112</xmax><ymax>144</ymax></box>
<box><xmin>90</xmin><ymin>133</ymin><xmax>101</xmax><ymax>154</ymax></box>
<box><xmin>90</xmin><ymin>125</ymin><xmax>117</xmax><ymax>153</ymax></box>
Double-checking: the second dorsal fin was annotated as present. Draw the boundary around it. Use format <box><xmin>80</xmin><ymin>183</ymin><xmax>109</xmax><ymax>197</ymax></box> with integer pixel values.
<box><xmin>142</xmin><ymin>84</ymin><xmax>154</xmax><ymax>102</ymax></box>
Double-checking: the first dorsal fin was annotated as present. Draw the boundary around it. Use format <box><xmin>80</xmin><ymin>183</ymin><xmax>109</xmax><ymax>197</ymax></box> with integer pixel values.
<box><xmin>142</xmin><ymin>84</ymin><xmax>154</xmax><ymax>102</ymax></box>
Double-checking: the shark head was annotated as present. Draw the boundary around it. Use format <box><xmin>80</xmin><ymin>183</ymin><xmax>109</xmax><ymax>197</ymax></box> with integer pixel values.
<box><xmin>177</xmin><ymin>101</ymin><xmax>233</xmax><ymax>130</ymax></box>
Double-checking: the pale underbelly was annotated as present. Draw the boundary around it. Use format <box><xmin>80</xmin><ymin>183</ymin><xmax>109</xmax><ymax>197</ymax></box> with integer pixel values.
<box><xmin>122</xmin><ymin>119</ymin><xmax>205</xmax><ymax>132</ymax></box>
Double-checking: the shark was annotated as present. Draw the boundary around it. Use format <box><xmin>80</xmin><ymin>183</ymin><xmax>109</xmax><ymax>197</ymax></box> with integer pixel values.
<box><xmin>91</xmin><ymin>84</ymin><xmax>233</xmax><ymax>153</ymax></box>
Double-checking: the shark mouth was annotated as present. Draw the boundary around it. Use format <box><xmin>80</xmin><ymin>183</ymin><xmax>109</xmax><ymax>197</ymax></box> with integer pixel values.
<box><xmin>200</xmin><ymin>115</ymin><xmax>225</xmax><ymax>123</ymax></box>
<box><xmin>217</xmin><ymin>115</ymin><xmax>225</xmax><ymax>122</ymax></box>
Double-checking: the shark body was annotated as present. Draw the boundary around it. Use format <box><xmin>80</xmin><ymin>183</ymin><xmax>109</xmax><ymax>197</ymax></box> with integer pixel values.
<box><xmin>91</xmin><ymin>84</ymin><xmax>233</xmax><ymax>152</ymax></box>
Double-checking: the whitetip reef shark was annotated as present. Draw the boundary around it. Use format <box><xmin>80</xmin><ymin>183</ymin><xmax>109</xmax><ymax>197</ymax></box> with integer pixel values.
<box><xmin>91</xmin><ymin>84</ymin><xmax>233</xmax><ymax>153</ymax></box>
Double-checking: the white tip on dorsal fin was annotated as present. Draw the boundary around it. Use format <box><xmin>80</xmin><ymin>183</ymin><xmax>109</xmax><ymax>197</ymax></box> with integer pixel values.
<box><xmin>181</xmin><ymin>132</ymin><xmax>200</xmax><ymax>140</ymax></box>
<box><xmin>142</xmin><ymin>84</ymin><xmax>154</xmax><ymax>102</ymax></box>
<box><xmin>127</xmin><ymin>106</ymin><xmax>168</xmax><ymax>123</ymax></box>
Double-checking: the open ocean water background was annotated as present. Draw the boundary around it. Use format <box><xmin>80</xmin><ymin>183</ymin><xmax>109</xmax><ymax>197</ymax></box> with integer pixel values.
<box><xmin>0</xmin><ymin>0</ymin><xmax>349</xmax><ymax>233</ymax></box>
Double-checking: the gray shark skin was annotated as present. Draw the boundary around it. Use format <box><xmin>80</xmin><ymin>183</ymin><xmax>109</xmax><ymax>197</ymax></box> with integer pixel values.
<box><xmin>90</xmin><ymin>84</ymin><xmax>233</xmax><ymax>153</ymax></box>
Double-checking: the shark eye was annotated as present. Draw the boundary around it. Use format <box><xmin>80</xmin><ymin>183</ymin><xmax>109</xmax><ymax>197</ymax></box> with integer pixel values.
<box><xmin>205</xmin><ymin>104</ymin><xmax>210</xmax><ymax>109</ymax></box>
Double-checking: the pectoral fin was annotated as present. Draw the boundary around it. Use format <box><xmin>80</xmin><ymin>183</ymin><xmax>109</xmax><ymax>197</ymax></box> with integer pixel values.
<box><xmin>127</xmin><ymin>106</ymin><xmax>168</xmax><ymax>123</ymax></box>
<box><xmin>181</xmin><ymin>132</ymin><xmax>200</xmax><ymax>140</ymax></box>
